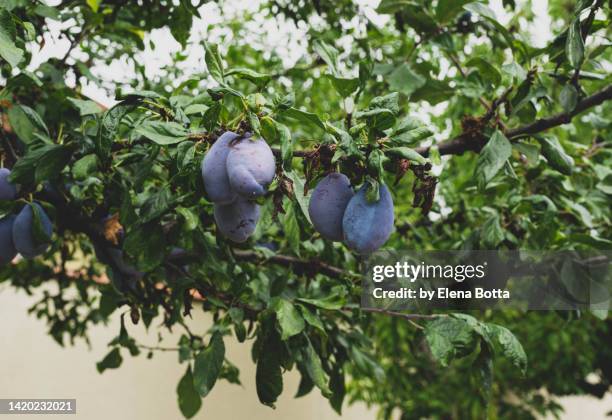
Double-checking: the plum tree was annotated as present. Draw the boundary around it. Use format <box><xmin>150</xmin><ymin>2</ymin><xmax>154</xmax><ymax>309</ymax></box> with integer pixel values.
<box><xmin>343</xmin><ymin>184</ymin><xmax>394</xmax><ymax>254</ymax></box>
<box><xmin>0</xmin><ymin>215</ymin><xmax>17</xmax><ymax>264</ymax></box>
<box><xmin>12</xmin><ymin>203</ymin><xmax>53</xmax><ymax>259</ymax></box>
<box><xmin>0</xmin><ymin>168</ymin><xmax>17</xmax><ymax>200</ymax></box>
<box><xmin>201</xmin><ymin>131</ymin><xmax>240</xmax><ymax>204</ymax></box>
<box><xmin>1</xmin><ymin>2</ymin><xmax>611</xmax><ymax>419</ymax></box>
<box><xmin>226</xmin><ymin>137</ymin><xmax>276</xmax><ymax>198</ymax></box>
<box><xmin>308</xmin><ymin>173</ymin><xmax>354</xmax><ymax>241</ymax></box>
<box><xmin>213</xmin><ymin>199</ymin><xmax>260</xmax><ymax>243</ymax></box>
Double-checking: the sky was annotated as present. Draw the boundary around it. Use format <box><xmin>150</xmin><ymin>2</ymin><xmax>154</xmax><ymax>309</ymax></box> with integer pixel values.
<box><xmin>34</xmin><ymin>0</ymin><xmax>556</xmax><ymax>108</ymax></box>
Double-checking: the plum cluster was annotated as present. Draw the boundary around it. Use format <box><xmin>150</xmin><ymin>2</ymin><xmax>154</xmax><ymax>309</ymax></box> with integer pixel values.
<box><xmin>308</xmin><ymin>173</ymin><xmax>394</xmax><ymax>254</ymax></box>
<box><xmin>0</xmin><ymin>168</ymin><xmax>53</xmax><ymax>264</ymax></box>
<box><xmin>201</xmin><ymin>132</ymin><xmax>275</xmax><ymax>242</ymax></box>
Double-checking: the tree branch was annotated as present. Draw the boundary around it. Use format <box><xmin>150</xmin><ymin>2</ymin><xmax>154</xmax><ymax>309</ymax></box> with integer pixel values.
<box><xmin>505</xmin><ymin>84</ymin><xmax>612</xmax><ymax>138</ymax></box>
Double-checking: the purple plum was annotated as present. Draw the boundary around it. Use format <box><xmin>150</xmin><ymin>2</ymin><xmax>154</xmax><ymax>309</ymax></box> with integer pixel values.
<box><xmin>342</xmin><ymin>184</ymin><xmax>394</xmax><ymax>254</ymax></box>
<box><xmin>213</xmin><ymin>199</ymin><xmax>260</xmax><ymax>243</ymax></box>
<box><xmin>308</xmin><ymin>173</ymin><xmax>354</xmax><ymax>241</ymax></box>
<box><xmin>0</xmin><ymin>215</ymin><xmax>17</xmax><ymax>264</ymax></box>
<box><xmin>12</xmin><ymin>202</ymin><xmax>53</xmax><ymax>258</ymax></box>
<box><xmin>0</xmin><ymin>168</ymin><xmax>17</xmax><ymax>200</ymax></box>
<box><xmin>226</xmin><ymin>137</ymin><xmax>275</xmax><ymax>198</ymax></box>
<box><xmin>201</xmin><ymin>131</ymin><xmax>240</xmax><ymax>204</ymax></box>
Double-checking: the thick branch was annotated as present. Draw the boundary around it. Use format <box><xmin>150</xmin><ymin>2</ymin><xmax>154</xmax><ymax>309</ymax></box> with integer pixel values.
<box><xmin>414</xmin><ymin>84</ymin><xmax>612</xmax><ymax>157</ymax></box>
<box><xmin>505</xmin><ymin>84</ymin><xmax>612</xmax><ymax>138</ymax></box>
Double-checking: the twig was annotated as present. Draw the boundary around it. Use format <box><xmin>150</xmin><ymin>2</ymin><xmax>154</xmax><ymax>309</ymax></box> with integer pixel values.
<box><xmin>356</xmin><ymin>307</ymin><xmax>446</xmax><ymax>320</ymax></box>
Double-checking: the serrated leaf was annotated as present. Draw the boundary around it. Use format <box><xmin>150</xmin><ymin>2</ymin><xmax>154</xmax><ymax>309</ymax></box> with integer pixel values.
<box><xmin>474</xmin><ymin>130</ymin><xmax>512</xmax><ymax>190</ymax></box>
<box><xmin>385</xmin><ymin>147</ymin><xmax>427</xmax><ymax>164</ymax></box>
<box><xmin>226</xmin><ymin>67</ymin><xmax>270</xmax><ymax>89</ymax></box>
<box><xmin>303</xmin><ymin>341</ymin><xmax>331</xmax><ymax>397</ymax></box>
<box><xmin>537</xmin><ymin>135</ymin><xmax>574</xmax><ymax>175</ymax></box>
<box><xmin>135</xmin><ymin>121</ymin><xmax>189</xmax><ymax>145</ymax></box>
<box><xmin>271</xmin><ymin>297</ymin><xmax>305</xmax><ymax>340</ymax></box>
<box><xmin>193</xmin><ymin>332</ymin><xmax>225</xmax><ymax>397</ymax></box>
<box><xmin>204</xmin><ymin>42</ymin><xmax>224</xmax><ymax>83</ymax></box>
<box><xmin>424</xmin><ymin>317</ymin><xmax>477</xmax><ymax>366</ymax></box>
<box><xmin>485</xmin><ymin>324</ymin><xmax>527</xmax><ymax>374</ymax></box>
<box><xmin>283</xmin><ymin>107</ymin><xmax>325</xmax><ymax>129</ymax></box>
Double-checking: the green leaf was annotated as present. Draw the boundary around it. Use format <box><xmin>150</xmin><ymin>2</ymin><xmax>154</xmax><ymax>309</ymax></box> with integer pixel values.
<box><xmin>226</xmin><ymin>67</ymin><xmax>271</xmax><ymax>89</ymax></box>
<box><xmin>436</xmin><ymin>0</ymin><xmax>474</xmax><ymax>23</ymax></box>
<box><xmin>7</xmin><ymin>105</ymin><xmax>49</xmax><ymax>144</ymax></box>
<box><xmin>465</xmin><ymin>57</ymin><xmax>502</xmax><ymax>86</ymax></box>
<box><xmin>0</xmin><ymin>9</ymin><xmax>23</xmax><ymax>67</ymax></box>
<box><xmin>96</xmin><ymin>348</ymin><xmax>123</xmax><ymax>373</ymax></box>
<box><xmin>566</xmin><ymin>19</ymin><xmax>585</xmax><ymax>70</ymax></box>
<box><xmin>123</xmin><ymin>223</ymin><xmax>166</xmax><ymax>271</ymax></box>
<box><xmin>30</xmin><ymin>145</ymin><xmax>72</xmax><ymax>184</ymax></box>
<box><xmin>271</xmin><ymin>297</ymin><xmax>305</xmax><ymax>340</ymax></box>
<box><xmin>329</xmin><ymin>75</ymin><xmax>359</xmax><ymax>98</ymax></box>
<box><xmin>72</xmin><ymin>154</ymin><xmax>99</xmax><ymax>180</ymax></box>
<box><xmin>30</xmin><ymin>202</ymin><xmax>52</xmax><ymax>246</ymax></box>
<box><xmin>86</xmin><ymin>0</ymin><xmax>101</xmax><ymax>12</ymax></box>
<box><xmin>177</xmin><ymin>366</ymin><xmax>202</xmax><ymax>419</ymax></box>
<box><xmin>424</xmin><ymin>317</ymin><xmax>477</xmax><ymax>366</ymax></box>
<box><xmin>135</xmin><ymin>121</ymin><xmax>189</xmax><ymax>145</ymax></box>
<box><xmin>170</xmin><ymin>4</ymin><xmax>193</xmax><ymax>49</ymax></box>
<box><xmin>481</xmin><ymin>213</ymin><xmax>504</xmax><ymax>247</ymax></box>
<box><xmin>68</xmin><ymin>97</ymin><xmax>104</xmax><ymax>116</ymax></box>
<box><xmin>303</xmin><ymin>341</ymin><xmax>331</xmax><ymax>397</ymax></box>
<box><xmin>474</xmin><ymin>130</ymin><xmax>512</xmax><ymax>190</ymax></box>
<box><xmin>298</xmin><ymin>304</ymin><xmax>325</xmax><ymax>333</ymax></box>
<box><xmin>193</xmin><ymin>332</ymin><xmax>225</xmax><ymax>397</ymax></box>
<box><xmin>388</xmin><ymin>63</ymin><xmax>426</xmax><ymax>96</ymax></box>
<box><xmin>485</xmin><ymin>324</ymin><xmax>527</xmax><ymax>374</ymax></box>
<box><xmin>176</xmin><ymin>206</ymin><xmax>199</xmax><ymax>231</ymax></box>
<box><xmin>537</xmin><ymin>135</ymin><xmax>574</xmax><ymax>175</ymax></box>
<box><xmin>385</xmin><ymin>147</ymin><xmax>428</xmax><ymax>164</ymax></box>
<box><xmin>277</xmin><ymin>122</ymin><xmax>293</xmax><ymax>169</ymax></box>
<box><xmin>560</xmin><ymin>84</ymin><xmax>578</xmax><ymax>113</ymax></box>
<box><xmin>464</xmin><ymin>4</ymin><xmax>517</xmax><ymax>56</ymax></box>
<box><xmin>283</xmin><ymin>107</ymin><xmax>325</xmax><ymax>129</ymax></box>
<box><xmin>313</xmin><ymin>40</ymin><xmax>339</xmax><ymax>74</ymax></box>
<box><xmin>204</xmin><ymin>42</ymin><xmax>224</xmax><ymax>83</ymax></box>
<box><xmin>411</xmin><ymin>79</ymin><xmax>454</xmax><ymax>104</ymax></box>
<box><xmin>283</xmin><ymin>200</ymin><xmax>301</xmax><ymax>255</ymax></box>
<box><xmin>376</xmin><ymin>0</ymin><xmax>418</xmax><ymax>14</ymax></box>
<box><xmin>256</xmin><ymin>340</ymin><xmax>283</xmax><ymax>407</ymax></box>
<box><xmin>284</xmin><ymin>171</ymin><xmax>311</xmax><ymax>224</ymax></box>
<box><xmin>297</xmin><ymin>287</ymin><xmax>347</xmax><ymax>310</ymax></box>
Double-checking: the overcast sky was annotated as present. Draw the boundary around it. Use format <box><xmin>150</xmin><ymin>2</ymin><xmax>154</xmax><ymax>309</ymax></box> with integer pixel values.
<box><xmin>33</xmin><ymin>0</ymin><xmax>557</xmax><ymax>108</ymax></box>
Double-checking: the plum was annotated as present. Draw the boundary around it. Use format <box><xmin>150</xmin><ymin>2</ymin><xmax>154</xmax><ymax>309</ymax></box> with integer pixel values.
<box><xmin>0</xmin><ymin>215</ymin><xmax>17</xmax><ymax>264</ymax></box>
<box><xmin>226</xmin><ymin>137</ymin><xmax>275</xmax><ymax>198</ymax></box>
<box><xmin>201</xmin><ymin>131</ymin><xmax>240</xmax><ymax>204</ymax></box>
<box><xmin>0</xmin><ymin>168</ymin><xmax>17</xmax><ymax>200</ymax></box>
<box><xmin>308</xmin><ymin>173</ymin><xmax>354</xmax><ymax>241</ymax></box>
<box><xmin>342</xmin><ymin>184</ymin><xmax>394</xmax><ymax>254</ymax></box>
<box><xmin>12</xmin><ymin>203</ymin><xmax>53</xmax><ymax>258</ymax></box>
<box><xmin>214</xmin><ymin>199</ymin><xmax>260</xmax><ymax>243</ymax></box>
